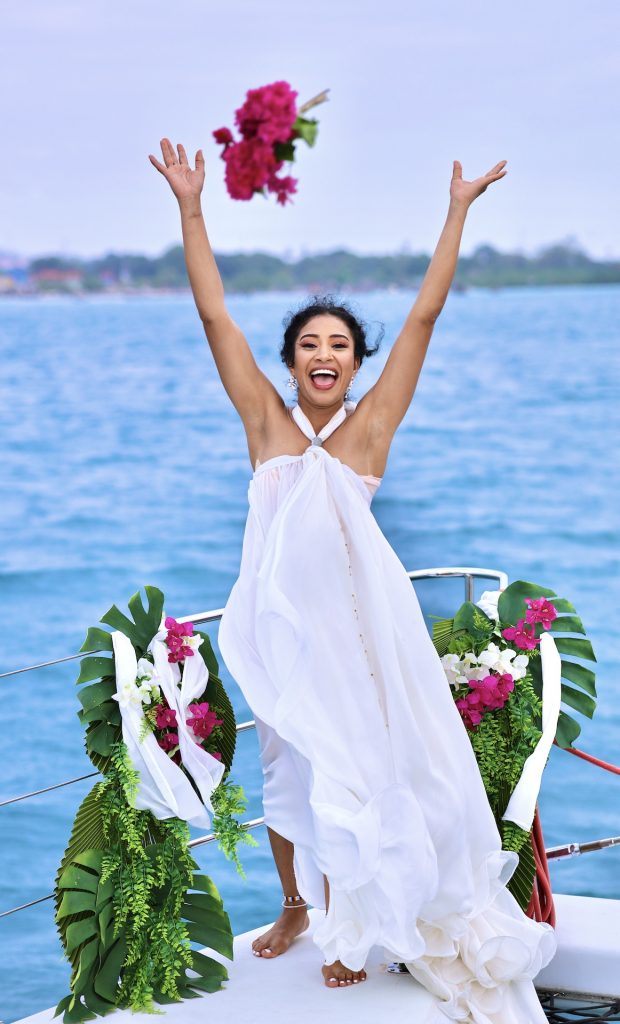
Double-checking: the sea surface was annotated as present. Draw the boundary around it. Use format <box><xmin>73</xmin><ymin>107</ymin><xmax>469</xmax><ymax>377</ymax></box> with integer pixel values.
<box><xmin>0</xmin><ymin>286</ymin><xmax>618</xmax><ymax>1022</ymax></box>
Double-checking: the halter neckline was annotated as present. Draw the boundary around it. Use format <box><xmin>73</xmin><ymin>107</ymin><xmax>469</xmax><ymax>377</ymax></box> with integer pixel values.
<box><xmin>291</xmin><ymin>400</ymin><xmax>357</xmax><ymax>448</ymax></box>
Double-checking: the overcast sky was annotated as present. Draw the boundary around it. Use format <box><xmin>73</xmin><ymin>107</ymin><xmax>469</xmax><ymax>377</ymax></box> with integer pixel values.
<box><xmin>2</xmin><ymin>0</ymin><xmax>618</xmax><ymax>260</ymax></box>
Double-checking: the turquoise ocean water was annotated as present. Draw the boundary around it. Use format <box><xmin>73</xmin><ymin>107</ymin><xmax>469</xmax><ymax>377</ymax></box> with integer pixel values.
<box><xmin>0</xmin><ymin>286</ymin><xmax>618</xmax><ymax>1021</ymax></box>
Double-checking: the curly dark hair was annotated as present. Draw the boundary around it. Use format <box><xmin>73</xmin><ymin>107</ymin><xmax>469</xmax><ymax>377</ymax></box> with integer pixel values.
<box><xmin>280</xmin><ymin>294</ymin><xmax>383</xmax><ymax>369</ymax></box>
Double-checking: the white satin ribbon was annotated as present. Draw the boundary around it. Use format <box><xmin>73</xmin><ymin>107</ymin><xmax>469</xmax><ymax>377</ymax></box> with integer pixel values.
<box><xmin>291</xmin><ymin>399</ymin><xmax>357</xmax><ymax>445</ymax></box>
<box><xmin>111</xmin><ymin>631</ymin><xmax>224</xmax><ymax>828</ymax></box>
<box><xmin>502</xmin><ymin>631</ymin><xmax>562</xmax><ymax>831</ymax></box>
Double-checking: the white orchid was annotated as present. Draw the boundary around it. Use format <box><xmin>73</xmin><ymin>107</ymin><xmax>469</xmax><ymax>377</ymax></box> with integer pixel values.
<box><xmin>461</xmin><ymin>651</ymin><xmax>480</xmax><ymax>668</ymax></box>
<box><xmin>183</xmin><ymin>633</ymin><xmax>204</xmax><ymax>653</ymax></box>
<box><xmin>133</xmin><ymin>656</ymin><xmax>162</xmax><ymax>705</ymax></box>
<box><xmin>475</xmin><ymin>642</ymin><xmax>529</xmax><ymax>679</ymax></box>
<box><xmin>476</xmin><ymin>589</ymin><xmax>501</xmax><ymax>621</ymax></box>
<box><xmin>510</xmin><ymin>654</ymin><xmax>530</xmax><ymax>680</ymax></box>
<box><xmin>440</xmin><ymin>653</ymin><xmax>471</xmax><ymax>689</ymax></box>
<box><xmin>477</xmin><ymin>642</ymin><xmax>502</xmax><ymax>667</ymax></box>
<box><xmin>113</xmin><ymin>681</ymin><xmax>144</xmax><ymax>710</ymax></box>
<box><xmin>136</xmin><ymin>657</ymin><xmax>157</xmax><ymax>681</ymax></box>
<box><xmin>137</xmin><ymin>679</ymin><xmax>160</xmax><ymax>705</ymax></box>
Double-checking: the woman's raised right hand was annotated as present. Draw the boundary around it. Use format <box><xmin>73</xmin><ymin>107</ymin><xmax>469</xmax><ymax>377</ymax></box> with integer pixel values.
<box><xmin>148</xmin><ymin>138</ymin><xmax>205</xmax><ymax>201</ymax></box>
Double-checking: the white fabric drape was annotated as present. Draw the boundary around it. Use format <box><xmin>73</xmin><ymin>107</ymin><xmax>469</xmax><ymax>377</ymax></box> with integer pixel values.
<box><xmin>218</xmin><ymin>402</ymin><xmax>557</xmax><ymax>1022</ymax></box>
<box><xmin>111</xmin><ymin>630</ymin><xmax>224</xmax><ymax>829</ymax></box>
<box><xmin>502</xmin><ymin>631</ymin><xmax>562</xmax><ymax>831</ymax></box>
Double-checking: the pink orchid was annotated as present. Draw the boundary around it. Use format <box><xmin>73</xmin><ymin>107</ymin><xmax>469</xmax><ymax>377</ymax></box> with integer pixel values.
<box><xmin>154</xmin><ymin>704</ymin><xmax>177</xmax><ymax>729</ymax></box>
<box><xmin>496</xmin><ymin>671</ymin><xmax>515</xmax><ymax>699</ymax></box>
<box><xmin>469</xmin><ymin>675</ymin><xmax>502</xmax><ymax>709</ymax></box>
<box><xmin>524</xmin><ymin>597</ymin><xmax>557</xmax><ymax>630</ymax></box>
<box><xmin>502</xmin><ymin>618</ymin><xmax>540</xmax><ymax>650</ymax></box>
<box><xmin>157</xmin><ymin>731</ymin><xmax>179</xmax><ymax>753</ymax></box>
<box><xmin>164</xmin><ymin>616</ymin><xmax>196</xmax><ymax>663</ymax></box>
<box><xmin>456</xmin><ymin>669</ymin><xmax>515</xmax><ymax>730</ymax></box>
<box><xmin>455</xmin><ymin>698</ymin><xmax>484</xmax><ymax>730</ymax></box>
<box><xmin>186</xmin><ymin>701</ymin><xmax>224</xmax><ymax>741</ymax></box>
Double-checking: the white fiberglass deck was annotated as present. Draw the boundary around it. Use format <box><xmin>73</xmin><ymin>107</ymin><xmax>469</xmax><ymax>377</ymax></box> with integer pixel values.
<box><xmin>17</xmin><ymin>908</ymin><xmax>437</xmax><ymax>1024</ymax></box>
<box><xmin>16</xmin><ymin>895</ymin><xmax>620</xmax><ymax>1024</ymax></box>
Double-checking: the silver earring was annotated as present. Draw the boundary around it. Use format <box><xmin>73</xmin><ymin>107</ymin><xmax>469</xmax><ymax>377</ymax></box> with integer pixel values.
<box><xmin>287</xmin><ymin>374</ymin><xmax>298</xmax><ymax>390</ymax></box>
<box><xmin>344</xmin><ymin>373</ymin><xmax>356</xmax><ymax>400</ymax></box>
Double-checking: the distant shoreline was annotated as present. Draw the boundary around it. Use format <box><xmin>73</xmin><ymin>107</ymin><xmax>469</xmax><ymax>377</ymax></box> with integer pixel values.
<box><xmin>2</xmin><ymin>281</ymin><xmax>620</xmax><ymax>303</ymax></box>
<box><xmin>1</xmin><ymin>241</ymin><xmax>619</xmax><ymax>296</ymax></box>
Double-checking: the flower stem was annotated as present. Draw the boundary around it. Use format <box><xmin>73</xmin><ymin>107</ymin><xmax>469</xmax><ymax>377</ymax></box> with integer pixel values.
<box><xmin>298</xmin><ymin>89</ymin><xmax>330</xmax><ymax>115</ymax></box>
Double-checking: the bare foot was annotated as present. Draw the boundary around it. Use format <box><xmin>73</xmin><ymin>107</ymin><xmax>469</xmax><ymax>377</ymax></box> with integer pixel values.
<box><xmin>322</xmin><ymin>959</ymin><xmax>367</xmax><ymax>987</ymax></box>
<box><xmin>252</xmin><ymin>906</ymin><xmax>310</xmax><ymax>958</ymax></box>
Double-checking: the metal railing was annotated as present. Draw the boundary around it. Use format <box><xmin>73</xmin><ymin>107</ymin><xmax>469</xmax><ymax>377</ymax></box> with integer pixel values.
<box><xmin>0</xmin><ymin>567</ymin><xmax>543</xmax><ymax>920</ymax></box>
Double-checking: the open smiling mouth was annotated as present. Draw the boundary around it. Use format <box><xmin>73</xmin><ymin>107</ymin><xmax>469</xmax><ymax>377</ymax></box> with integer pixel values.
<box><xmin>309</xmin><ymin>369</ymin><xmax>338</xmax><ymax>390</ymax></box>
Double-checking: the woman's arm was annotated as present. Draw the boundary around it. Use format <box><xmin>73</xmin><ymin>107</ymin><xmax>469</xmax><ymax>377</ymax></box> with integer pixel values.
<box><xmin>365</xmin><ymin>159</ymin><xmax>507</xmax><ymax>439</ymax></box>
<box><xmin>149</xmin><ymin>139</ymin><xmax>280</xmax><ymax>428</ymax></box>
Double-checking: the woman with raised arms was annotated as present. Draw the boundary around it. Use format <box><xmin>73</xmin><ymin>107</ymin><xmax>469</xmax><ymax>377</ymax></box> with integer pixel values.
<box><xmin>149</xmin><ymin>139</ymin><xmax>556</xmax><ymax>1020</ymax></box>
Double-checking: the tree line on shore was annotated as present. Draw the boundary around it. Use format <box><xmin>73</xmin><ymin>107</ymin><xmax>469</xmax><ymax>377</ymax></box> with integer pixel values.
<box><xmin>12</xmin><ymin>240</ymin><xmax>620</xmax><ymax>294</ymax></box>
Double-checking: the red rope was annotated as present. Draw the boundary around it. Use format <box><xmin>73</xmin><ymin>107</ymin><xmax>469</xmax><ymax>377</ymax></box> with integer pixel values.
<box><xmin>552</xmin><ymin>739</ymin><xmax>620</xmax><ymax>775</ymax></box>
<box><xmin>526</xmin><ymin>805</ymin><xmax>556</xmax><ymax>926</ymax></box>
<box><xmin>525</xmin><ymin>742</ymin><xmax>619</xmax><ymax>925</ymax></box>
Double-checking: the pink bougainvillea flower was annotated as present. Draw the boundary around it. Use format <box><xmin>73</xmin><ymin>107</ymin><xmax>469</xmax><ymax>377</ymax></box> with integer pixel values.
<box><xmin>234</xmin><ymin>80</ymin><xmax>298</xmax><ymax>145</ymax></box>
<box><xmin>186</xmin><ymin>701</ymin><xmax>224</xmax><ymax>741</ymax></box>
<box><xmin>502</xmin><ymin>618</ymin><xmax>540</xmax><ymax>650</ymax></box>
<box><xmin>157</xmin><ymin>731</ymin><xmax>179</xmax><ymax>753</ymax></box>
<box><xmin>154</xmin><ymin>704</ymin><xmax>177</xmax><ymax>730</ymax></box>
<box><xmin>212</xmin><ymin>80</ymin><xmax>327</xmax><ymax>206</ymax></box>
<box><xmin>524</xmin><ymin>597</ymin><xmax>557</xmax><ymax>630</ymax></box>
<box><xmin>223</xmin><ymin>138</ymin><xmax>283</xmax><ymax>200</ymax></box>
<box><xmin>210</xmin><ymin>751</ymin><xmax>222</xmax><ymax>761</ymax></box>
<box><xmin>267</xmin><ymin>173</ymin><xmax>298</xmax><ymax>206</ymax></box>
<box><xmin>212</xmin><ymin>127</ymin><xmax>234</xmax><ymax>145</ymax></box>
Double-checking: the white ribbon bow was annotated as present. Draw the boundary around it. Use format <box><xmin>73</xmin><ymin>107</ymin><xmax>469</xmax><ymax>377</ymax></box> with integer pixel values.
<box><xmin>111</xmin><ymin>630</ymin><xmax>225</xmax><ymax>829</ymax></box>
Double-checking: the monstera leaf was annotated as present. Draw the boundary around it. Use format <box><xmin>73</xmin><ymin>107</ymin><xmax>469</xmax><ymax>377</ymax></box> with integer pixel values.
<box><xmin>55</xmin><ymin>783</ymin><xmax>233</xmax><ymax>1021</ymax></box>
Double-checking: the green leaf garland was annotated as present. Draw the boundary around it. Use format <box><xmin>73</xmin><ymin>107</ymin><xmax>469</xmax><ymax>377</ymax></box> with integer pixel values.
<box><xmin>55</xmin><ymin>587</ymin><xmax>255</xmax><ymax>1021</ymax></box>
<box><xmin>431</xmin><ymin>578</ymin><xmax>597</xmax><ymax>911</ymax></box>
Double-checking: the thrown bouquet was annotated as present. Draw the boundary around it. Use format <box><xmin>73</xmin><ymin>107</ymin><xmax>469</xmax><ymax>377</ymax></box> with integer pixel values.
<box><xmin>213</xmin><ymin>80</ymin><xmax>328</xmax><ymax>205</ymax></box>
<box><xmin>54</xmin><ymin>586</ymin><xmax>256</xmax><ymax>1022</ymax></box>
<box><xmin>433</xmin><ymin>579</ymin><xmax>597</xmax><ymax>912</ymax></box>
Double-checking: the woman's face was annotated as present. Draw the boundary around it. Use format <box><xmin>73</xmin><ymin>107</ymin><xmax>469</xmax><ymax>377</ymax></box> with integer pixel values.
<box><xmin>290</xmin><ymin>315</ymin><xmax>359</xmax><ymax>406</ymax></box>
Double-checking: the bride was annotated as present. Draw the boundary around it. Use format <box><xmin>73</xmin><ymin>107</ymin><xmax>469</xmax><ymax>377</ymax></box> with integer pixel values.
<box><xmin>149</xmin><ymin>139</ymin><xmax>557</xmax><ymax>1019</ymax></box>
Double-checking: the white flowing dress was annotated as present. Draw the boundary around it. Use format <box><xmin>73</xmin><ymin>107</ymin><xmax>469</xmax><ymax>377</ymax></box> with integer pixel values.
<box><xmin>218</xmin><ymin>400</ymin><xmax>557</xmax><ymax>1023</ymax></box>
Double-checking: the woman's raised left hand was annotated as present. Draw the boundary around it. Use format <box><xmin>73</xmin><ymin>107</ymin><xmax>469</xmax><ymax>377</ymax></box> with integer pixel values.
<box><xmin>450</xmin><ymin>159</ymin><xmax>508</xmax><ymax>207</ymax></box>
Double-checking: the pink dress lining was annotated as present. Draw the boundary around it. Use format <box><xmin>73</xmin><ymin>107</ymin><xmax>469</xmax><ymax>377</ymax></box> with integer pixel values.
<box><xmin>254</xmin><ymin>456</ymin><xmax>382</xmax><ymax>496</ymax></box>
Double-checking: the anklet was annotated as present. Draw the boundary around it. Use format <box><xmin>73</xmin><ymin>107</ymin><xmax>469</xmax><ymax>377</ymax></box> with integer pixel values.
<box><xmin>282</xmin><ymin>894</ymin><xmax>308</xmax><ymax>909</ymax></box>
